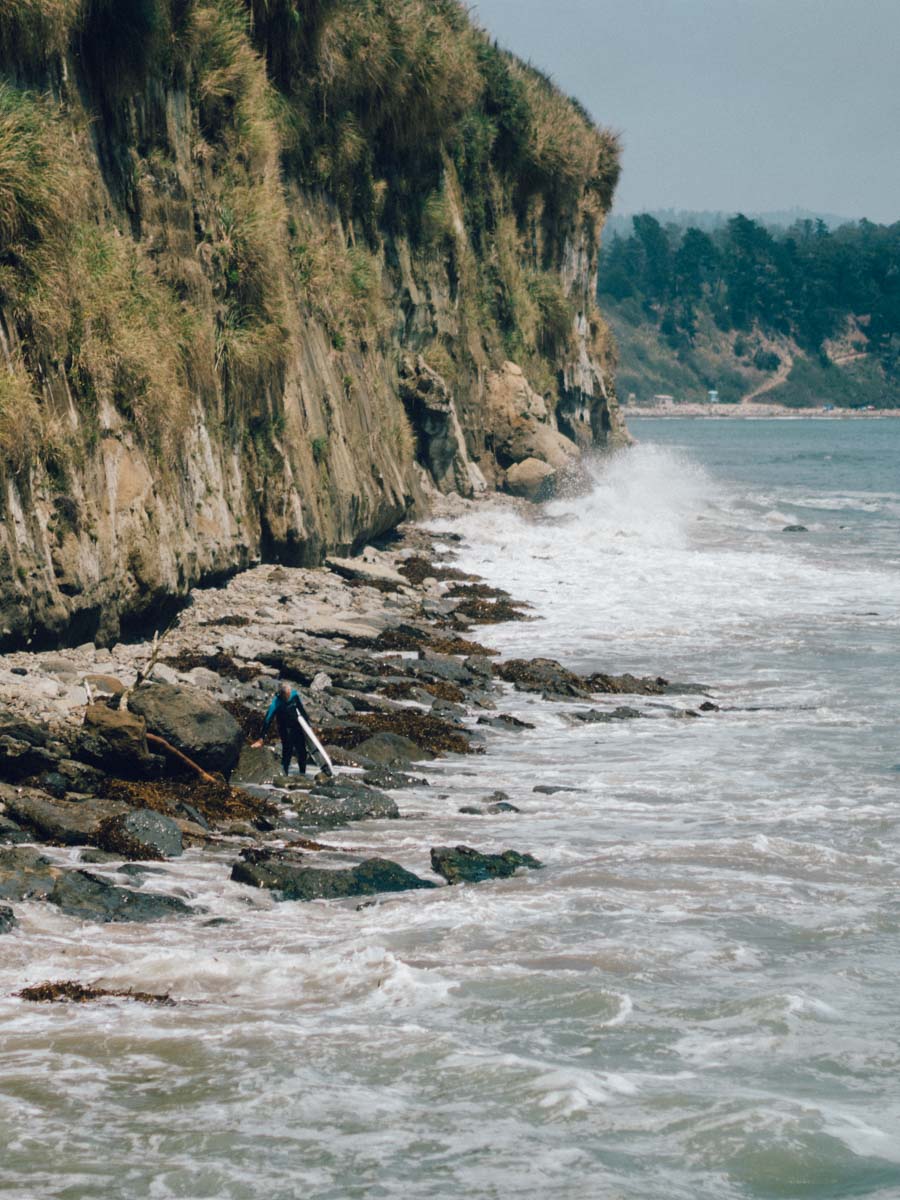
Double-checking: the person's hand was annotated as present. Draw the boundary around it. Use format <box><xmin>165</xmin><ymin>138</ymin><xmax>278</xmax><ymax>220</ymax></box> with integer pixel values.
<box><xmin>251</xmin><ymin>738</ymin><xmax>264</xmax><ymax>749</ymax></box>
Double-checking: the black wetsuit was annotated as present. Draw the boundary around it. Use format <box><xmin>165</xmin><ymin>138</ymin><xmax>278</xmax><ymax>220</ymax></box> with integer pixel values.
<box><xmin>263</xmin><ymin>689</ymin><xmax>312</xmax><ymax>775</ymax></box>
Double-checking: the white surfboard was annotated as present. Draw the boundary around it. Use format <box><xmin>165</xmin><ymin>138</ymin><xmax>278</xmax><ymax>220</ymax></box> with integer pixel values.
<box><xmin>294</xmin><ymin>709</ymin><xmax>335</xmax><ymax>776</ymax></box>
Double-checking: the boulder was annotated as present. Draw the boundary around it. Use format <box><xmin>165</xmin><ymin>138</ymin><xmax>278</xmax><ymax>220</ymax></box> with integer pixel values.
<box><xmin>0</xmin><ymin>903</ymin><xmax>16</xmax><ymax>934</ymax></box>
<box><xmin>48</xmin><ymin>870</ymin><xmax>193</xmax><ymax>923</ymax></box>
<box><xmin>0</xmin><ymin>815</ymin><xmax>31</xmax><ymax>844</ymax></box>
<box><xmin>76</xmin><ymin>703</ymin><xmax>152</xmax><ymax>774</ymax></box>
<box><xmin>571</xmin><ymin>705</ymin><xmax>642</xmax><ymax>723</ymax></box>
<box><xmin>354</xmin><ymin>731</ymin><xmax>434</xmax><ymax>764</ymax></box>
<box><xmin>128</xmin><ymin>683</ymin><xmax>243</xmax><ymax>776</ymax></box>
<box><xmin>485</xmin><ymin>362</ymin><xmax>580</xmax><ymax>471</ymax></box>
<box><xmin>55</xmin><ymin>758</ymin><xmax>106</xmax><ymax>794</ymax></box>
<box><xmin>84</xmin><ymin>673</ymin><xmax>127</xmax><ymax>699</ymax></box>
<box><xmin>96</xmin><ymin>809</ymin><xmax>183</xmax><ymax>861</ymax></box>
<box><xmin>0</xmin><ymin>710</ymin><xmax>56</xmax><ymax>781</ymax></box>
<box><xmin>232</xmin><ymin>744</ymin><xmax>280</xmax><ymax>787</ymax></box>
<box><xmin>477</xmin><ymin>714</ymin><xmax>535</xmax><ymax>731</ymax></box>
<box><xmin>0</xmin><ymin>846</ymin><xmax>57</xmax><ymax>901</ymax></box>
<box><xmin>505</xmin><ymin>458</ymin><xmax>557</xmax><ymax>503</ymax></box>
<box><xmin>430</xmin><ymin>845</ymin><xmax>543</xmax><ymax>885</ymax></box>
<box><xmin>0</xmin><ymin>786</ymin><xmax>128</xmax><ymax>847</ymax></box>
<box><xmin>290</xmin><ymin>781</ymin><xmax>399</xmax><ymax>828</ymax></box>
<box><xmin>231</xmin><ymin>855</ymin><xmax>436</xmax><ymax>902</ymax></box>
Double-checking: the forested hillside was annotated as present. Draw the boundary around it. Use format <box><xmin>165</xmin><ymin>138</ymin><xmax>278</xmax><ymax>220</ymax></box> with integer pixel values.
<box><xmin>600</xmin><ymin>214</ymin><xmax>900</xmax><ymax>407</ymax></box>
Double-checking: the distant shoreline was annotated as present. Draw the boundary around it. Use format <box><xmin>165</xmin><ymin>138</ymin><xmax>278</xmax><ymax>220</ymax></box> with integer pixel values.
<box><xmin>625</xmin><ymin>403</ymin><xmax>900</xmax><ymax>419</ymax></box>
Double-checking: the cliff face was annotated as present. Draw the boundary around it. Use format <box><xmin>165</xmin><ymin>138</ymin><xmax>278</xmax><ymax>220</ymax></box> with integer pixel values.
<box><xmin>0</xmin><ymin>0</ymin><xmax>625</xmax><ymax>648</ymax></box>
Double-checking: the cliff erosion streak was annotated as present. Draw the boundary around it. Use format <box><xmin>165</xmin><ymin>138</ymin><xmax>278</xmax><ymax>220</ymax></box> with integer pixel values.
<box><xmin>0</xmin><ymin>0</ymin><xmax>627</xmax><ymax>648</ymax></box>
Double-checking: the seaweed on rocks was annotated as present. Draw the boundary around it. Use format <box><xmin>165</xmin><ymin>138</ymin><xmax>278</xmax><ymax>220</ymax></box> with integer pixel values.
<box><xmin>494</xmin><ymin>658</ymin><xmax>591</xmax><ymax>698</ymax></box>
<box><xmin>325</xmin><ymin>710</ymin><xmax>477</xmax><ymax>757</ymax></box>
<box><xmin>99</xmin><ymin>777</ymin><xmax>277</xmax><ymax>826</ymax></box>
<box><xmin>161</xmin><ymin>652</ymin><xmax>260</xmax><ymax>682</ymax></box>
<box><xmin>452</xmin><ymin>597</ymin><xmax>532</xmax><ymax>625</ymax></box>
<box><xmin>430</xmin><ymin>845</ymin><xmax>543</xmax><ymax>884</ymax></box>
<box><xmin>381</xmin><ymin>679</ymin><xmax>466</xmax><ymax>704</ymax></box>
<box><xmin>222</xmin><ymin>700</ymin><xmax>266</xmax><ymax>742</ymax></box>
<box><xmin>18</xmin><ymin>981</ymin><xmax>174</xmax><ymax>1005</ymax></box>
<box><xmin>398</xmin><ymin>557</ymin><xmax>475</xmax><ymax>586</ymax></box>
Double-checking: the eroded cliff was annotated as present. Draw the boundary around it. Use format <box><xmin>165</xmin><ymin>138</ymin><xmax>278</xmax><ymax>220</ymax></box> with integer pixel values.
<box><xmin>0</xmin><ymin>0</ymin><xmax>626</xmax><ymax>647</ymax></box>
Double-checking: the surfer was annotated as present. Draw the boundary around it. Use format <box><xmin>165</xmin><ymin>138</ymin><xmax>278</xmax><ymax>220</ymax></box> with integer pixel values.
<box><xmin>252</xmin><ymin>681</ymin><xmax>314</xmax><ymax>776</ymax></box>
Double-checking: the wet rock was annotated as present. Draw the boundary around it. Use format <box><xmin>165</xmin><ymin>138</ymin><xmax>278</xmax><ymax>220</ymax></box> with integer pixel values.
<box><xmin>289</xmin><ymin>781</ymin><xmax>399</xmax><ymax>828</ymax></box>
<box><xmin>430</xmin><ymin>845</ymin><xmax>543</xmax><ymax>884</ymax></box>
<box><xmin>361</xmin><ymin>768</ymin><xmax>428</xmax><ymax>790</ymax></box>
<box><xmin>231</xmin><ymin>855</ymin><xmax>435</xmax><ymax>902</ymax></box>
<box><xmin>55</xmin><ymin>758</ymin><xmax>106</xmax><ymax>795</ymax></box>
<box><xmin>0</xmin><ymin>846</ymin><xmax>57</xmax><ymax>901</ymax></box>
<box><xmin>48</xmin><ymin>870</ymin><xmax>193</xmax><ymax>923</ymax></box>
<box><xmin>505</xmin><ymin>457</ymin><xmax>557</xmax><ymax>502</ymax></box>
<box><xmin>477</xmin><ymin>713</ymin><xmax>535</xmax><ymax>731</ymax></box>
<box><xmin>97</xmin><ymin>809</ymin><xmax>183</xmax><ymax>860</ymax></box>
<box><xmin>1</xmin><ymin>786</ymin><xmax>128</xmax><ymax>847</ymax></box>
<box><xmin>586</xmin><ymin>672</ymin><xmax>669</xmax><ymax>696</ymax></box>
<box><xmin>176</xmin><ymin>802</ymin><xmax>210</xmax><ymax>830</ymax></box>
<box><xmin>487</xmin><ymin>802</ymin><xmax>520</xmax><ymax>814</ymax></box>
<box><xmin>494</xmin><ymin>658</ymin><xmax>591</xmax><ymax>699</ymax></box>
<box><xmin>782</xmin><ymin>524</ymin><xmax>808</xmax><ymax>533</ymax></box>
<box><xmin>0</xmin><ymin>815</ymin><xmax>30</xmax><ymax>844</ymax></box>
<box><xmin>79</xmin><ymin>848</ymin><xmax>120</xmax><ymax>864</ymax></box>
<box><xmin>571</xmin><ymin>705</ymin><xmax>642</xmax><ymax>723</ymax></box>
<box><xmin>699</xmin><ymin>700</ymin><xmax>720</xmax><ymax>712</ymax></box>
<box><xmin>232</xmin><ymin>744</ymin><xmax>280</xmax><ymax>786</ymax></box>
<box><xmin>481</xmin><ymin>790</ymin><xmax>510</xmax><ymax>803</ymax></box>
<box><xmin>0</xmin><ymin>903</ymin><xmax>16</xmax><ymax>934</ymax></box>
<box><xmin>119</xmin><ymin>863</ymin><xmax>166</xmax><ymax>878</ymax></box>
<box><xmin>458</xmin><ymin>805</ymin><xmax>484</xmax><ymax>815</ymax></box>
<box><xmin>533</xmin><ymin>785</ymin><xmax>581</xmax><ymax>795</ymax></box>
<box><xmin>35</xmin><ymin>771</ymin><xmax>68</xmax><ymax>799</ymax></box>
<box><xmin>354</xmin><ymin>731</ymin><xmax>435</xmax><ymax>764</ymax></box>
<box><xmin>129</xmin><ymin>683</ymin><xmax>243</xmax><ymax>776</ymax></box>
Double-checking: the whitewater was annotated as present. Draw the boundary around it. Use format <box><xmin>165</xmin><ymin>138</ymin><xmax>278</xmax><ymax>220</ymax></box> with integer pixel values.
<box><xmin>1</xmin><ymin>417</ymin><xmax>899</xmax><ymax>1200</ymax></box>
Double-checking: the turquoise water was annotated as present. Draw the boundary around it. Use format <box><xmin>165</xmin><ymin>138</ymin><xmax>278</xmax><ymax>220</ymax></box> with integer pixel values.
<box><xmin>1</xmin><ymin>419</ymin><xmax>898</xmax><ymax>1199</ymax></box>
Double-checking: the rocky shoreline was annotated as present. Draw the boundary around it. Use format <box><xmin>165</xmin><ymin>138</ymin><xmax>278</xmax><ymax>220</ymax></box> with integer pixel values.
<box><xmin>0</xmin><ymin>504</ymin><xmax>704</xmax><ymax>975</ymax></box>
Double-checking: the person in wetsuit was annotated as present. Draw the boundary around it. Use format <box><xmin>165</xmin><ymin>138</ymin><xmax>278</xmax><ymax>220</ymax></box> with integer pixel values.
<box><xmin>252</xmin><ymin>681</ymin><xmax>313</xmax><ymax>775</ymax></box>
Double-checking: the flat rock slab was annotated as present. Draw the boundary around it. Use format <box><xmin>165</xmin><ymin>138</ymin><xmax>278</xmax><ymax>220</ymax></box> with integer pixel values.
<box><xmin>430</xmin><ymin>845</ymin><xmax>543</xmax><ymax>885</ymax></box>
<box><xmin>290</xmin><ymin>782</ymin><xmax>399</xmax><ymax>828</ymax></box>
<box><xmin>97</xmin><ymin>809</ymin><xmax>183</xmax><ymax>860</ymax></box>
<box><xmin>231</xmin><ymin>856</ymin><xmax>435</xmax><ymax>902</ymax></box>
<box><xmin>1</xmin><ymin>787</ymin><xmax>128</xmax><ymax>847</ymax></box>
<box><xmin>48</xmin><ymin>870</ymin><xmax>193</xmax><ymax>923</ymax></box>
<box><xmin>326</xmin><ymin>556</ymin><xmax>407</xmax><ymax>589</ymax></box>
<box><xmin>129</xmin><ymin>683</ymin><xmax>243</xmax><ymax>775</ymax></box>
<box><xmin>0</xmin><ymin>846</ymin><xmax>57</xmax><ymax>901</ymax></box>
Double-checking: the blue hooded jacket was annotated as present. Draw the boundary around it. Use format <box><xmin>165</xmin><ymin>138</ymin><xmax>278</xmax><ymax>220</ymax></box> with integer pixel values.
<box><xmin>262</xmin><ymin>688</ymin><xmax>311</xmax><ymax>739</ymax></box>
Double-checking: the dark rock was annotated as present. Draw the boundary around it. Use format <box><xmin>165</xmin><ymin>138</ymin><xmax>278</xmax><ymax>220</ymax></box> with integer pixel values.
<box><xmin>361</xmin><ymin>768</ymin><xmax>428</xmax><ymax>790</ymax></box>
<box><xmin>56</xmin><ymin>759</ymin><xmax>106</xmax><ymax>794</ymax></box>
<box><xmin>409</xmin><ymin>654</ymin><xmax>473</xmax><ymax>685</ymax></box>
<box><xmin>10</xmin><ymin>667</ymin><xmax>26</xmax><ymax>677</ymax></box>
<box><xmin>782</xmin><ymin>524</ymin><xmax>808</xmax><ymax>533</ymax></box>
<box><xmin>487</xmin><ymin>802</ymin><xmax>520</xmax><ymax>813</ymax></box>
<box><xmin>119</xmin><ymin>863</ymin><xmax>166</xmax><ymax>878</ymax></box>
<box><xmin>533</xmin><ymin>785</ymin><xmax>581</xmax><ymax>795</ymax></box>
<box><xmin>571</xmin><ymin>705</ymin><xmax>642</xmax><ymax>723</ymax></box>
<box><xmin>231</xmin><ymin>744</ymin><xmax>279</xmax><ymax>787</ymax></box>
<box><xmin>0</xmin><ymin>710</ymin><xmax>57</xmax><ymax>781</ymax></box>
<box><xmin>698</xmin><ymin>700</ymin><xmax>720</xmax><ymax>712</ymax></box>
<box><xmin>586</xmin><ymin>672</ymin><xmax>669</xmax><ymax>696</ymax></box>
<box><xmin>662</xmin><ymin>682</ymin><xmax>711</xmax><ymax>696</ymax></box>
<box><xmin>79</xmin><ymin>848</ymin><xmax>120</xmax><ymax>864</ymax></box>
<box><xmin>129</xmin><ymin>683</ymin><xmax>243</xmax><ymax>776</ymax></box>
<box><xmin>289</xmin><ymin>781</ymin><xmax>400</xmax><ymax>828</ymax></box>
<box><xmin>464</xmin><ymin>655</ymin><xmax>495</xmax><ymax>679</ymax></box>
<box><xmin>177</xmin><ymin>802</ymin><xmax>210</xmax><ymax>831</ymax></box>
<box><xmin>481</xmin><ymin>790</ymin><xmax>510</xmax><ymax>803</ymax></box>
<box><xmin>1</xmin><ymin>786</ymin><xmax>127</xmax><ymax>847</ymax></box>
<box><xmin>48</xmin><ymin>870</ymin><xmax>192</xmax><ymax>923</ymax></box>
<box><xmin>0</xmin><ymin>815</ymin><xmax>30</xmax><ymax>844</ymax></box>
<box><xmin>97</xmin><ymin>809</ymin><xmax>183</xmax><ymax>861</ymax></box>
<box><xmin>494</xmin><ymin>658</ymin><xmax>591</xmax><ymax>699</ymax></box>
<box><xmin>430</xmin><ymin>845</ymin><xmax>542</xmax><ymax>884</ymax></box>
<box><xmin>0</xmin><ymin>903</ymin><xmax>16</xmax><ymax>934</ymax></box>
<box><xmin>458</xmin><ymin>805</ymin><xmax>484</xmax><ymax>815</ymax></box>
<box><xmin>232</xmin><ymin>855</ymin><xmax>436</xmax><ymax>902</ymax></box>
<box><xmin>354</xmin><ymin>731</ymin><xmax>435</xmax><ymax>764</ymax></box>
<box><xmin>477</xmin><ymin>714</ymin><xmax>535</xmax><ymax>731</ymax></box>
<box><xmin>35</xmin><ymin>771</ymin><xmax>68</xmax><ymax>799</ymax></box>
<box><xmin>0</xmin><ymin>846</ymin><xmax>57</xmax><ymax>901</ymax></box>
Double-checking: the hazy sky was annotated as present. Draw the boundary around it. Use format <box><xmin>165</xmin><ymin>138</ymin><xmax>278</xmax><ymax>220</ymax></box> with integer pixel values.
<box><xmin>471</xmin><ymin>0</ymin><xmax>900</xmax><ymax>223</ymax></box>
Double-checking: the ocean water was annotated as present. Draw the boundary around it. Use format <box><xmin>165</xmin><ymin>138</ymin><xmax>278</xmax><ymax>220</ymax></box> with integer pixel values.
<box><xmin>2</xmin><ymin>418</ymin><xmax>899</xmax><ymax>1200</ymax></box>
